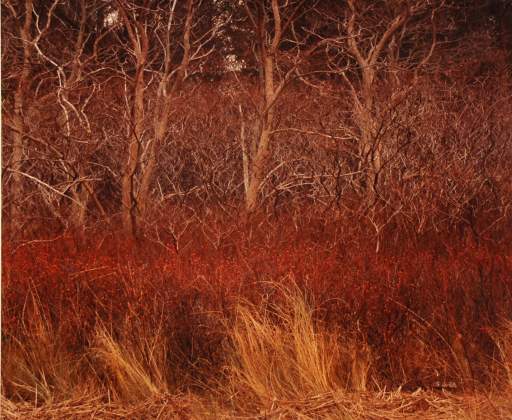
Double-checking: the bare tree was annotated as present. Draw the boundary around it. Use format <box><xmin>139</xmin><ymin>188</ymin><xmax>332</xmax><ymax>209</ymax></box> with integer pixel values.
<box><xmin>3</xmin><ymin>0</ymin><xmax>113</xmax><ymax>235</ymax></box>
<box><xmin>116</xmin><ymin>0</ymin><xmax>150</xmax><ymax>237</ymax></box>
<box><xmin>3</xmin><ymin>0</ymin><xmax>37</xmax><ymax>229</ymax></box>
<box><xmin>319</xmin><ymin>0</ymin><xmax>443</xmax><ymax>206</ymax></box>
<box><xmin>239</xmin><ymin>0</ymin><xmax>326</xmax><ymax>213</ymax></box>
<box><xmin>115</xmin><ymin>0</ymin><xmax>217</xmax><ymax>237</ymax></box>
<box><xmin>2</xmin><ymin>0</ymin><xmax>510</xmax><ymax>245</ymax></box>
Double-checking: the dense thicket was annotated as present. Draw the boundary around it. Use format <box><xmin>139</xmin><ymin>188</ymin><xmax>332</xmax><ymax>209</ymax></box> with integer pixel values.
<box><xmin>2</xmin><ymin>0</ymin><xmax>511</xmax><ymax>245</ymax></box>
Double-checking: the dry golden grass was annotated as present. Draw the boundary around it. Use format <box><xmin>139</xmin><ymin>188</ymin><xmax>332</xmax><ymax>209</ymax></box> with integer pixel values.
<box><xmin>2</xmin><ymin>282</ymin><xmax>512</xmax><ymax>419</ymax></box>
<box><xmin>2</xmin><ymin>389</ymin><xmax>511</xmax><ymax>419</ymax></box>
<box><xmin>1</xmin><ymin>292</ymin><xmax>89</xmax><ymax>404</ymax></box>
<box><xmin>92</xmin><ymin>322</ymin><xmax>171</xmax><ymax>402</ymax></box>
<box><xmin>489</xmin><ymin>320</ymin><xmax>512</xmax><ymax>393</ymax></box>
<box><xmin>226</xmin><ymin>282</ymin><xmax>342</xmax><ymax>404</ymax></box>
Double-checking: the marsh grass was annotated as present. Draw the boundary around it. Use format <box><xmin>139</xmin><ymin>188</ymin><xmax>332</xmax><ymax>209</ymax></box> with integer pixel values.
<box><xmin>2</xmin><ymin>232</ymin><xmax>512</xmax><ymax>418</ymax></box>
<box><xmin>226</xmin><ymin>282</ymin><xmax>342</xmax><ymax>404</ymax></box>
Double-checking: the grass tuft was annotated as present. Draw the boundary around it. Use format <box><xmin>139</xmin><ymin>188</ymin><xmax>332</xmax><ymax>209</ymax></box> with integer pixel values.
<box><xmin>92</xmin><ymin>321</ymin><xmax>170</xmax><ymax>402</ymax></box>
<box><xmin>226</xmin><ymin>281</ymin><xmax>343</xmax><ymax>405</ymax></box>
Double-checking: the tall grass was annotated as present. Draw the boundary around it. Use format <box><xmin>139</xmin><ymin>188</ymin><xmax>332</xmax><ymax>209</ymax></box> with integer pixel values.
<box><xmin>92</xmin><ymin>322</ymin><xmax>170</xmax><ymax>402</ymax></box>
<box><xmin>2</xmin><ymin>228</ymin><xmax>512</xmax><ymax>417</ymax></box>
<box><xmin>226</xmin><ymin>282</ymin><xmax>343</xmax><ymax>404</ymax></box>
<box><xmin>2</xmin><ymin>292</ymin><xmax>87</xmax><ymax>404</ymax></box>
<box><xmin>490</xmin><ymin>320</ymin><xmax>512</xmax><ymax>391</ymax></box>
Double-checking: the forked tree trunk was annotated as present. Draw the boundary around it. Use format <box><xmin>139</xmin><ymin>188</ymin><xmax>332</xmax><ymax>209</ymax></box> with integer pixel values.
<box><xmin>346</xmin><ymin>0</ymin><xmax>408</xmax><ymax>204</ymax></box>
<box><xmin>119</xmin><ymin>8</ymin><xmax>148</xmax><ymax>238</ymax></box>
<box><xmin>138</xmin><ymin>0</ymin><xmax>194</xmax><ymax>218</ymax></box>
<box><xmin>123</xmin><ymin>0</ymin><xmax>194</xmax><ymax>227</ymax></box>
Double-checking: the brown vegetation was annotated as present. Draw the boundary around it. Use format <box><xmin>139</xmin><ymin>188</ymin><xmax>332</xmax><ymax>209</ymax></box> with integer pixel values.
<box><xmin>2</xmin><ymin>226</ymin><xmax>512</xmax><ymax>417</ymax></box>
<box><xmin>2</xmin><ymin>0</ymin><xmax>512</xmax><ymax>417</ymax></box>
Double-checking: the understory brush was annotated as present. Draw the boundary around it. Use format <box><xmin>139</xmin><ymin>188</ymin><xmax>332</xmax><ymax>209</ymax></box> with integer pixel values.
<box><xmin>2</xmin><ymin>223</ymin><xmax>512</xmax><ymax>417</ymax></box>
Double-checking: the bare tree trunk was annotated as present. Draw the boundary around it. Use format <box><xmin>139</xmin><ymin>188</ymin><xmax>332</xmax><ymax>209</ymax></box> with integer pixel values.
<box><xmin>58</xmin><ymin>0</ymin><xmax>91</xmax><ymax>230</ymax></box>
<box><xmin>238</xmin><ymin>105</ymin><xmax>250</xmax><ymax>199</ymax></box>
<box><xmin>138</xmin><ymin>0</ymin><xmax>194</xmax><ymax>218</ymax></box>
<box><xmin>244</xmin><ymin>0</ymin><xmax>279</xmax><ymax>213</ymax></box>
<box><xmin>241</xmin><ymin>0</ymin><xmax>324</xmax><ymax>214</ymax></box>
<box><xmin>70</xmin><ymin>180</ymin><xmax>89</xmax><ymax>229</ymax></box>
<box><xmin>137</xmin><ymin>96</ymin><xmax>170</xmax><ymax>218</ymax></box>
<box><xmin>357</xmin><ymin>73</ymin><xmax>381</xmax><ymax>204</ymax></box>
<box><xmin>121</xmin><ymin>63</ymin><xmax>145</xmax><ymax>237</ymax></box>
<box><xmin>245</xmin><ymin>124</ymin><xmax>272</xmax><ymax>212</ymax></box>
<box><xmin>118</xmin><ymin>4</ymin><xmax>149</xmax><ymax>238</ymax></box>
<box><xmin>346</xmin><ymin>0</ymin><xmax>409</xmax><ymax>204</ymax></box>
<box><xmin>10</xmin><ymin>0</ymin><xmax>33</xmax><ymax>230</ymax></box>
